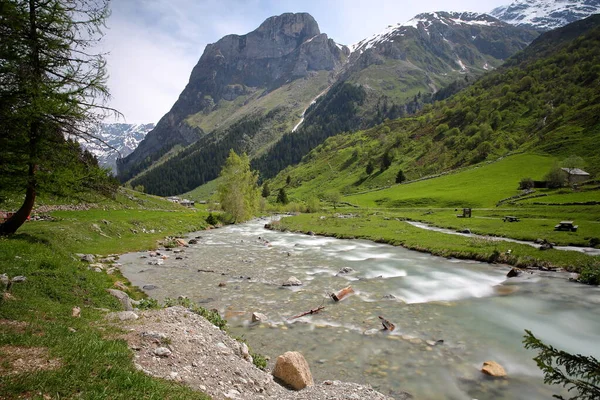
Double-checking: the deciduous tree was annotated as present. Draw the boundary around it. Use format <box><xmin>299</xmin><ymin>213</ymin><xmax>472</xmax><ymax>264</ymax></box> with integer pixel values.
<box><xmin>217</xmin><ymin>150</ymin><xmax>260</xmax><ymax>223</ymax></box>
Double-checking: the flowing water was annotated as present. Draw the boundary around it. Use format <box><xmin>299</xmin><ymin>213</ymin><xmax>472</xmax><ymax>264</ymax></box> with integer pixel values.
<box><xmin>119</xmin><ymin>218</ymin><xmax>600</xmax><ymax>400</ymax></box>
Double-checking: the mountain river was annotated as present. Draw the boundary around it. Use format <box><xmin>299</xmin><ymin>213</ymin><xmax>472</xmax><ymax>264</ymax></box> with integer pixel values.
<box><xmin>119</xmin><ymin>217</ymin><xmax>600</xmax><ymax>400</ymax></box>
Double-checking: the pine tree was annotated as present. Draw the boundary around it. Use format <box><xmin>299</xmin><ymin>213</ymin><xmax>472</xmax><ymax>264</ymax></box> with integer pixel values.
<box><xmin>261</xmin><ymin>182</ymin><xmax>270</xmax><ymax>198</ymax></box>
<box><xmin>0</xmin><ymin>0</ymin><xmax>115</xmax><ymax>235</ymax></box>
<box><xmin>523</xmin><ymin>330</ymin><xmax>600</xmax><ymax>400</ymax></box>
<box><xmin>217</xmin><ymin>150</ymin><xmax>260</xmax><ymax>223</ymax></box>
<box><xmin>395</xmin><ymin>169</ymin><xmax>406</xmax><ymax>184</ymax></box>
<box><xmin>366</xmin><ymin>161</ymin><xmax>374</xmax><ymax>175</ymax></box>
<box><xmin>276</xmin><ymin>188</ymin><xmax>289</xmax><ymax>205</ymax></box>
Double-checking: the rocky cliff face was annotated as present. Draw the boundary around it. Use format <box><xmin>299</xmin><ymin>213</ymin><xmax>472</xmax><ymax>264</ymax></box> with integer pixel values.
<box><xmin>118</xmin><ymin>13</ymin><xmax>348</xmax><ymax>182</ymax></box>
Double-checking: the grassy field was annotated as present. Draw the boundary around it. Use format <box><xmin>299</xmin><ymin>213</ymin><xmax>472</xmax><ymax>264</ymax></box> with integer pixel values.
<box><xmin>0</xmin><ymin>194</ymin><xmax>212</xmax><ymax>399</ymax></box>
<box><xmin>275</xmin><ymin>212</ymin><xmax>600</xmax><ymax>280</ymax></box>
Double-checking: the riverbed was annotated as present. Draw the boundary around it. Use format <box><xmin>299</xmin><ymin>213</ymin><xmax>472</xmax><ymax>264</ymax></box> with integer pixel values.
<box><xmin>119</xmin><ymin>217</ymin><xmax>600</xmax><ymax>400</ymax></box>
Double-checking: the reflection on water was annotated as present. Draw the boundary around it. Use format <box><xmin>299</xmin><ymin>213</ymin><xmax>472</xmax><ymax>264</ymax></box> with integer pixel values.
<box><xmin>119</xmin><ymin>217</ymin><xmax>600</xmax><ymax>400</ymax></box>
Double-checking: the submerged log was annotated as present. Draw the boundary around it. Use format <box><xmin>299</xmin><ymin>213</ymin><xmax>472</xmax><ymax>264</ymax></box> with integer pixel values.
<box><xmin>378</xmin><ymin>315</ymin><xmax>395</xmax><ymax>331</ymax></box>
<box><xmin>331</xmin><ymin>286</ymin><xmax>354</xmax><ymax>302</ymax></box>
<box><xmin>289</xmin><ymin>306</ymin><xmax>325</xmax><ymax>320</ymax></box>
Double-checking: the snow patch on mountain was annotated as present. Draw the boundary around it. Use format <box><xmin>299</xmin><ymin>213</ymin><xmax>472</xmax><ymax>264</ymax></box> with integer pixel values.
<box><xmin>351</xmin><ymin>12</ymin><xmax>505</xmax><ymax>54</ymax></box>
<box><xmin>491</xmin><ymin>0</ymin><xmax>600</xmax><ymax>31</ymax></box>
<box><xmin>79</xmin><ymin>123</ymin><xmax>155</xmax><ymax>173</ymax></box>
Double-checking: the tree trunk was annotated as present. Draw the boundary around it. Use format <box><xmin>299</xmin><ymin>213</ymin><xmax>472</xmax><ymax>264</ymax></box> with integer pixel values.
<box><xmin>0</xmin><ymin>164</ymin><xmax>36</xmax><ymax>235</ymax></box>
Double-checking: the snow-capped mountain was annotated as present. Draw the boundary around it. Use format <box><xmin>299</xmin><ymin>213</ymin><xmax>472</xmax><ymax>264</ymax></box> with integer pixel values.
<box><xmin>80</xmin><ymin>123</ymin><xmax>155</xmax><ymax>173</ymax></box>
<box><xmin>491</xmin><ymin>0</ymin><xmax>600</xmax><ymax>31</ymax></box>
<box><xmin>351</xmin><ymin>12</ymin><xmax>507</xmax><ymax>54</ymax></box>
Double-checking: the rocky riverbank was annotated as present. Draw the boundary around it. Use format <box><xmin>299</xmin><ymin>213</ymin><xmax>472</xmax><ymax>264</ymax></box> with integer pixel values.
<box><xmin>115</xmin><ymin>306</ymin><xmax>398</xmax><ymax>400</ymax></box>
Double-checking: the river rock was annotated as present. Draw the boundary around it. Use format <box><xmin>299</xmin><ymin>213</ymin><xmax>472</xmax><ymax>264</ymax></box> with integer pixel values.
<box><xmin>506</xmin><ymin>268</ymin><xmax>522</xmax><ymax>278</ymax></box>
<box><xmin>143</xmin><ymin>284</ymin><xmax>158</xmax><ymax>290</ymax></box>
<box><xmin>272</xmin><ymin>351</ymin><xmax>314</xmax><ymax>390</ymax></box>
<box><xmin>481</xmin><ymin>360</ymin><xmax>507</xmax><ymax>377</ymax></box>
<box><xmin>188</xmin><ymin>239</ymin><xmax>199</xmax><ymax>245</ymax></box>
<box><xmin>154</xmin><ymin>347</ymin><xmax>172</xmax><ymax>357</ymax></box>
<box><xmin>252</xmin><ymin>312</ymin><xmax>268</xmax><ymax>323</ymax></box>
<box><xmin>337</xmin><ymin>267</ymin><xmax>354</xmax><ymax>275</ymax></box>
<box><xmin>176</xmin><ymin>238</ymin><xmax>188</xmax><ymax>247</ymax></box>
<box><xmin>282</xmin><ymin>276</ymin><xmax>302</xmax><ymax>286</ymax></box>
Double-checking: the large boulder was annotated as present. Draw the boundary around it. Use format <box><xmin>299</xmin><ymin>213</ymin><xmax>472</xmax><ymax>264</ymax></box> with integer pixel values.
<box><xmin>107</xmin><ymin>289</ymin><xmax>134</xmax><ymax>311</ymax></box>
<box><xmin>272</xmin><ymin>351</ymin><xmax>314</xmax><ymax>390</ymax></box>
<box><xmin>481</xmin><ymin>360</ymin><xmax>507</xmax><ymax>377</ymax></box>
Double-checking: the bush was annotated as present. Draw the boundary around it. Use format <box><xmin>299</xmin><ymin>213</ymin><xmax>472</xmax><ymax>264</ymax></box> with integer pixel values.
<box><xmin>545</xmin><ymin>164</ymin><xmax>566</xmax><ymax>189</ymax></box>
<box><xmin>519</xmin><ymin>177</ymin><xmax>535</xmax><ymax>190</ymax></box>
<box><xmin>205</xmin><ymin>213</ymin><xmax>218</xmax><ymax>225</ymax></box>
<box><xmin>579</xmin><ymin>263</ymin><xmax>600</xmax><ymax>285</ymax></box>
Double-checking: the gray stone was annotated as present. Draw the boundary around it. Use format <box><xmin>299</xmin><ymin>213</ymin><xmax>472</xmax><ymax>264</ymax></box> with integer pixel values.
<box><xmin>11</xmin><ymin>276</ymin><xmax>26</xmax><ymax>283</ymax></box>
<box><xmin>141</xmin><ymin>331</ymin><xmax>167</xmax><ymax>340</ymax></box>
<box><xmin>282</xmin><ymin>276</ymin><xmax>302</xmax><ymax>286</ymax></box>
<box><xmin>252</xmin><ymin>312</ymin><xmax>268</xmax><ymax>323</ymax></box>
<box><xmin>154</xmin><ymin>347</ymin><xmax>172</xmax><ymax>357</ymax></box>
<box><xmin>77</xmin><ymin>253</ymin><xmax>95</xmax><ymax>263</ymax></box>
<box><xmin>107</xmin><ymin>311</ymin><xmax>139</xmax><ymax>321</ymax></box>
<box><xmin>107</xmin><ymin>288</ymin><xmax>134</xmax><ymax>311</ymax></box>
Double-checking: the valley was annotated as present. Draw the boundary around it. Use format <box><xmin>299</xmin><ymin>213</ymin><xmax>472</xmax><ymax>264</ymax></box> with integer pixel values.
<box><xmin>2</xmin><ymin>1</ymin><xmax>600</xmax><ymax>399</ymax></box>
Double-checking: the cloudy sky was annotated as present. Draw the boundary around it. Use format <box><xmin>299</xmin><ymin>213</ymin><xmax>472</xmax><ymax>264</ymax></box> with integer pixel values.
<box><xmin>103</xmin><ymin>0</ymin><xmax>511</xmax><ymax>123</ymax></box>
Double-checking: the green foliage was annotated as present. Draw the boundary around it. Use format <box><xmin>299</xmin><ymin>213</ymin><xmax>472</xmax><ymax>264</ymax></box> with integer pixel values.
<box><xmin>0</xmin><ymin>0</ymin><xmax>117</xmax><ymax>234</ymax></box>
<box><xmin>546</xmin><ymin>164</ymin><xmax>567</xmax><ymax>189</ymax></box>
<box><xmin>164</xmin><ymin>297</ymin><xmax>227</xmax><ymax>331</ymax></box>
<box><xmin>277</xmin><ymin>188</ymin><xmax>289</xmax><ymax>205</ymax></box>
<box><xmin>395</xmin><ymin>169</ymin><xmax>406</xmax><ymax>184</ymax></box>
<box><xmin>520</xmin><ymin>177</ymin><xmax>535</xmax><ymax>190</ymax></box>
<box><xmin>217</xmin><ymin>150</ymin><xmax>260</xmax><ymax>223</ymax></box>
<box><xmin>137</xmin><ymin>297</ymin><xmax>161</xmax><ymax>310</ymax></box>
<box><xmin>366</xmin><ymin>161</ymin><xmax>375</xmax><ymax>175</ymax></box>
<box><xmin>380</xmin><ymin>151</ymin><xmax>393</xmax><ymax>172</ymax></box>
<box><xmin>286</xmin><ymin>175</ymin><xmax>292</xmax><ymax>185</ymax></box>
<box><xmin>261</xmin><ymin>182</ymin><xmax>271</xmax><ymax>198</ymax></box>
<box><xmin>251</xmin><ymin>352</ymin><xmax>268</xmax><ymax>370</ymax></box>
<box><xmin>323</xmin><ymin>190</ymin><xmax>342</xmax><ymax>210</ymax></box>
<box><xmin>134</xmin><ymin>185</ymin><xmax>145</xmax><ymax>193</ymax></box>
<box><xmin>205</xmin><ymin>213</ymin><xmax>218</xmax><ymax>226</ymax></box>
<box><xmin>578</xmin><ymin>263</ymin><xmax>600</xmax><ymax>285</ymax></box>
<box><xmin>523</xmin><ymin>330</ymin><xmax>600</xmax><ymax>400</ymax></box>
<box><xmin>305</xmin><ymin>196</ymin><xmax>321</xmax><ymax>213</ymax></box>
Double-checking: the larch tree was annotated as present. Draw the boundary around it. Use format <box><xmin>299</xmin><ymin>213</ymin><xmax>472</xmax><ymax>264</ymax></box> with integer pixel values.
<box><xmin>217</xmin><ymin>150</ymin><xmax>260</xmax><ymax>223</ymax></box>
<box><xmin>0</xmin><ymin>0</ymin><xmax>116</xmax><ymax>235</ymax></box>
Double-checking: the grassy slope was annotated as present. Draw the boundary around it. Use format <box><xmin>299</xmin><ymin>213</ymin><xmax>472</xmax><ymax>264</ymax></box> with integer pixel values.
<box><xmin>0</xmin><ymin>193</ymin><xmax>211</xmax><ymax>399</ymax></box>
<box><xmin>186</xmin><ymin>71</ymin><xmax>331</xmax><ymax>154</ymax></box>
<box><xmin>345</xmin><ymin>153</ymin><xmax>554</xmax><ymax>208</ymax></box>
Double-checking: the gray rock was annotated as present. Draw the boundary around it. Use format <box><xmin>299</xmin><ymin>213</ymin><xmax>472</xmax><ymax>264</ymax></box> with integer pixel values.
<box><xmin>188</xmin><ymin>239</ymin><xmax>199</xmax><ymax>244</ymax></box>
<box><xmin>11</xmin><ymin>276</ymin><xmax>26</xmax><ymax>283</ymax></box>
<box><xmin>282</xmin><ymin>276</ymin><xmax>302</xmax><ymax>286</ymax></box>
<box><xmin>77</xmin><ymin>253</ymin><xmax>95</xmax><ymax>263</ymax></box>
<box><xmin>154</xmin><ymin>347</ymin><xmax>172</xmax><ymax>357</ymax></box>
<box><xmin>252</xmin><ymin>312</ymin><xmax>268</xmax><ymax>323</ymax></box>
<box><xmin>107</xmin><ymin>311</ymin><xmax>139</xmax><ymax>321</ymax></box>
<box><xmin>107</xmin><ymin>288</ymin><xmax>134</xmax><ymax>311</ymax></box>
<box><xmin>1</xmin><ymin>273</ymin><xmax>10</xmax><ymax>287</ymax></box>
<box><xmin>143</xmin><ymin>284</ymin><xmax>158</xmax><ymax>290</ymax></box>
<box><xmin>141</xmin><ymin>331</ymin><xmax>168</xmax><ymax>340</ymax></box>
<box><xmin>337</xmin><ymin>267</ymin><xmax>354</xmax><ymax>275</ymax></box>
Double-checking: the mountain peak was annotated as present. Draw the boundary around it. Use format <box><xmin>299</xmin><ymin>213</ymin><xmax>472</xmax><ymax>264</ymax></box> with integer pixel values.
<box><xmin>491</xmin><ymin>0</ymin><xmax>600</xmax><ymax>31</ymax></box>
<box><xmin>351</xmin><ymin>11</ymin><xmax>506</xmax><ymax>54</ymax></box>
<box><xmin>255</xmin><ymin>12</ymin><xmax>320</xmax><ymax>39</ymax></box>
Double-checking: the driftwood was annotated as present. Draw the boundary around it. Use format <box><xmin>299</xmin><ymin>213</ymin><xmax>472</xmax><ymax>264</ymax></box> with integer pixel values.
<box><xmin>379</xmin><ymin>315</ymin><xmax>395</xmax><ymax>331</ymax></box>
<box><xmin>331</xmin><ymin>286</ymin><xmax>354</xmax><ymax>302</ymax></box>
<box><xmin>288</xmin><ymin>306</ymin><xmax>325</xmax><ymax>320</ymax></box>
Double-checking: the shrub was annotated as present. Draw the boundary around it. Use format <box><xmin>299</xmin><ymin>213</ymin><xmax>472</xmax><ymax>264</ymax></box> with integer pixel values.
<box><xmin>519</xmin><ymin>177</ymin><xmax>535</xmax><ymax>190</ymax></box>
<box><xmin>205</xmin><ymin>213</ymin><xmax>218</xmax><ymax>225</ymax></box>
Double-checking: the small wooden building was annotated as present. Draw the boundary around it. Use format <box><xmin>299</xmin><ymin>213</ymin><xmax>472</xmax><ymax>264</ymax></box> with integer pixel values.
<box><xmin>561</xmin><ymin>168</ymin><xmax>590</xmax><ymax>184</ymax></box>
